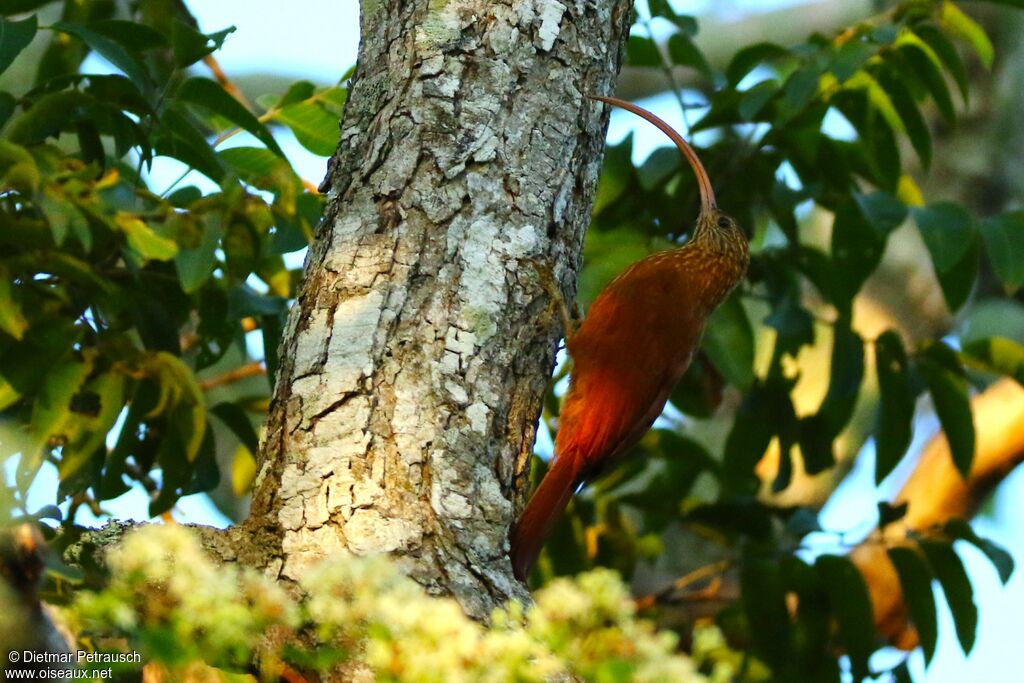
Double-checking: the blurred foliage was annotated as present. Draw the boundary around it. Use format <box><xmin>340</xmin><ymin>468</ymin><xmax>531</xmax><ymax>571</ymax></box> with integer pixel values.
<box><xmin>63</xmin><ymin>524</ymin><xmax>733</xmax><ymax>682</ymax></box>
<box><xmin>533</xmin><ymin>0</ymin><xmax>1024</xmax><ymax>681</ymax></box>
<box><xmin>1</xmin><ymin>0</ymin><xmax>1024</xmax><ymax>682</ymax></box>
<box><xmin>0</xmin><ymin>0</ymin><xmax>346</xmax><ymax>527</ymax></box>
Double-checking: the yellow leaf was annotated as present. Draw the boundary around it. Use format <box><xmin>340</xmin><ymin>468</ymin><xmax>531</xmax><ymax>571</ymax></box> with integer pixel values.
<box><xmin>231</xmin><ymin>445</ymin><xmax>257</xmax><ymax>495</ymax></box>
<box><xmin>897</xmin><ymin>174</ymin><xmax>924</xmax><ymax>207</ymax></box>
<box><xmin>941</xmin><ymin>1</ymin><xmax>993</xmax><ymax>69</ymax></box>
<box><xmin>0</xmin><ymin>268</ymin><xmax>28</xmax><ymax>340</ymax></box>
<box><xmin>116</xmin><ymin>213</ymin><xmax>179</xmax><ymax>261</ymax></box>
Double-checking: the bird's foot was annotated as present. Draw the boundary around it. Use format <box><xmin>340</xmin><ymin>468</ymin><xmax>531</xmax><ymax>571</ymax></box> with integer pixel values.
<box><xmin>530</xmin><ymin>261</ymin><xmax>581</xmax><ymax>344</ymax></box>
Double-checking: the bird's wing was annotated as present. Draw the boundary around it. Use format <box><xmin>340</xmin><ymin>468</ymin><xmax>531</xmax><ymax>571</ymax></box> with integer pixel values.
<box><xmin>557</xmin><ymin>258</ymin><xmax>703</xmax><ymax>475</ymax></box>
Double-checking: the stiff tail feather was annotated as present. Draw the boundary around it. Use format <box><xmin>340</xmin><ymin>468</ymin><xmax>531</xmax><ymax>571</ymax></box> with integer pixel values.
<box><xmin>510</xmin><ymin>455</ymin><xmax>580</xmax><ymax>581</ymax></box>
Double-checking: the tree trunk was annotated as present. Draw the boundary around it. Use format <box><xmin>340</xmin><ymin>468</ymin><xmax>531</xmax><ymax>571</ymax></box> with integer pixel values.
<box><xmin>244</xmin><ymin>0</ymin><xmax>633</xmax><ymax>618</ymax></box>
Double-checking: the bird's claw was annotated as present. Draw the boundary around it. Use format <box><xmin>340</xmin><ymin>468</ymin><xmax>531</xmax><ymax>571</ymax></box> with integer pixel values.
<box><xmin>528</xmin><ymin>261</ymin><xmax>581</xmax><ymax>344</ymax></box>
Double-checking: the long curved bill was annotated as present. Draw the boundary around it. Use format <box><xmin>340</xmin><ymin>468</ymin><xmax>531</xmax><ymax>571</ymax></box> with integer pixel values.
<box><xmin>590</xmin><ymin>95</ymin><xmax>716</xmax><ymax>214</ymax></box>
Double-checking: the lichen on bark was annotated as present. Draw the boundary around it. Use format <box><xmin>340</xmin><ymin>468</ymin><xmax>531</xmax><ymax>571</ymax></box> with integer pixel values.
<box><xmin>245</xmin><ymin>0</ymin><xmax>634</xmax><ymax>617</ymax></box>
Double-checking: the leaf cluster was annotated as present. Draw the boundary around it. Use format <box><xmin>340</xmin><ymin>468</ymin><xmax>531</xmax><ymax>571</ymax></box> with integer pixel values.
<box><xmin>538</xmin><ymin>1</ymin><xmax>1024</xmax><ymax>680</ymax></box>
<box><xmin>0</xmin><ymin>0</ymin><xmax>346</xmax><ymax>521</ymax></box>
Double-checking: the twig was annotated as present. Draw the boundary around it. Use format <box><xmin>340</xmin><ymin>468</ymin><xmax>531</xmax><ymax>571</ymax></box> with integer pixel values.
<box><xmin>640</xmin><ymin>13</ymin><xmax>691</xmax><ymax>131</ymax></box>
<box><xmin>203</xmin><ymin>55</ymin><xmax>253</xmax><ymax>110</ymax></box>
<box><xmin>67</xmin><ymin>492</ymin><xmax>107</xmax><ymax>523</ymax></box>
<box><xmin>180</xmin><ymin>316</ymin><xmax>259</xmax><ymax>354</ymax></box>
<box><xmin>199</xmin><ymin>361</ymin><xmax>266</xmax><ymax>391</ymax></box>
<box><xmin>635</xmin><ymin>559</ymin><xmax>732</xmax><ymax>610</ymax></box>
<box><xmin>124</xmin><ymin>462</ymin><xmax>160</xmax><ymax>496</ymax></box>
<box><xmin>162</xmin><ymin>61</ymin><xmax>324</xmax><ymax>198</ymax></box>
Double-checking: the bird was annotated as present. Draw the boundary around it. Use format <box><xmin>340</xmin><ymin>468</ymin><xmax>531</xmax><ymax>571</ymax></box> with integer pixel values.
<box><xmin>510</xmin><ymin>95</ymin><xmax>750</xmax><ymax>582</ymax></box>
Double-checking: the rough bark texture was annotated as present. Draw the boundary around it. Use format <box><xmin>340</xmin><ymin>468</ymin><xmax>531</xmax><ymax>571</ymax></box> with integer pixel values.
<box><xmin>245</xmin><ymin>0</ymin><xmax>633</xmax><ymax>617</ymax></box>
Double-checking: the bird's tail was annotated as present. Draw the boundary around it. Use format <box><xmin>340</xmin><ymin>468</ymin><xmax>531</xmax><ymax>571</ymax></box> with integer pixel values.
<box><xmin>510</xmin><ymin>455</ymin><xmax>579</xmax><ymax>581</ymax></box>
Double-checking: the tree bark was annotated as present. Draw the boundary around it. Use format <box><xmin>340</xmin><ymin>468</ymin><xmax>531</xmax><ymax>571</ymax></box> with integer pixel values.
<box><xmin>244</xmin><ymin>0</ymin><xmax>633</xmax><ymax>618</ymax></box>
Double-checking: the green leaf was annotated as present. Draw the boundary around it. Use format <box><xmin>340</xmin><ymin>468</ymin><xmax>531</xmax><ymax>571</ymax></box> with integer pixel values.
<box><xmin>23</xmin><ymin>358</ymin><xmax>93</xmax><ymax>487</ymax></box>
<box><xmin>593</xmin><ymin>135</ymin><xmax>633</xmax><ymax>215</ymax></box>
<box><xmin>703</xmin><ymin>293</ymin><xmax>754</xmax><ymax>389</ymax></box>
<box><xmin>817</xmin><ymin>319</ymin><xmax>864</xmax><ymax>436</ymax></box>
<box><xmin>52</xmin><ymin>21</ymin><xmax>151</xmax><ymax>94</ymax></box>
<box><xmin>779</xmin><ymin>63</ymin><xmax>823</xmax><ymax>120</ymax></box>
<box><xmin>0</xmin><ymin>267</ymin><xmax>27</xmax><ymax>340</ymax></box>
<box><xmin>920</xmin><ymin>540</ymin><xmax>977</xmax><ymax>654</ymax></box>
<box><xmin>830</xmin><ymin>79</ymin><xmax>902</xmax><ymax>189</ymax></box>
<box><xmin>829</xmin><ymin>40</ymin><xmax>876</xmax><ymax>82</ymax></box>
<box><xmin>667</xmin><ymin>33</ymin><xmax>711</xmax><ymax>77</ymax></box>
<box><xmin>116</xmin><ymin>213</ymin><xmax>179</xmax><ymax>261</ymax></box>
<box><xmin>815</xmin><ymin>555</ymin><xmax>875</xmax><ymax>681</ymax></box>
<box><xmin>798</xmin><ymin>317</ymin><xmax>864</xmax><ymax>476</ymax></box>
<box><xmin>580</xmin><ymin>228</ymin><xmax>658</xmax><ymax>305</ymax></box>
<box><xmin>944</xmin><ymin>519</ymin><xmax>1014</xmax><ymax>584</ymax></box>
<box><xmin>876</xmin><ymin>64</ymin><xmax>933</xmax><ymax>169</ymax></box>
<box><xmin>0</xmin><ymin>14</ymin><xmax>36</xmax><ymax>75</ymax></box>
<box><xmin>88</xmin><ymin>19</ymin><xmax>169</xmax><ymax>52</ymax></box>
<box><xmin>647</xmin><ymin>0</ymin><xmax>698</xmax><ymax>36</ymax></box>
<box><xmin>913</xmin><ymin>203</ymin><xmax>979</xmax><ymax>311</ymax></box>
<box><xmin>176</xmin><ymin>77</ymin><xmax>284</xmax><ymax>157</ymax></box>
<box><xmin>270</xmin><ymin>101</ymin><xmax>339</xmax><ymax>156</ymax></box>
<box><xmin>763</xmin><ymin>296</ymin><xmax>814</xmax><ymax>356</ymax></box>
<box><xmin>0</xmin><ymin>90</ymin><xmax>14</xmax><ymax>128</ymax></box>
<box><xmin>961</xmin><ymin>336</ymin><xmax>1024</xmax><ymax>386</ymax></box>
<box><xmin>317</xmin><ymin>85</ymin><xmax>348</xmax><ymax>114</ymax></box>
<box><xmin>780</xmin><ymin>556</ymin><xmax>835</xmax><ymax>677</ymax></box>
<box><xmin>222</xmin><ymin>219</ymin><xmax>260</xmax><ymax>279</ymax></box>
<box><xmin>878</xmin><ymin>501</ymin><xmax>909</xmax><ymax>529</ymax></box>
<box><xmin>227</xmin><ymin>285</ymin><xmax>288</xmax><ymax>319</ymax></box>
<box><xmin>737</xmin><ymin>79</ymin><xmax>779</xmax><ymax>121</ymax></box>
<box><xmin>146</xmin><ymin>351</ymin><xmax>206</xmax><ymax>463</ymax></box>
<box><xmin>0</xmin><ymin>318</ymin><xmax>77</xmax><ymax>398</ymax></box>
<box><xmin>637</xmin><ymin>146</ymin><xmax>679</xmax><ymax>190</ymax></box>
<box><xmin>831</xmin><ymin>201</ymin><xmax>886</xmax><ymax>308</ymax></box>
<box><xmin>843</xmin><ymin>71</ymin><xmax>906</xmax><ymax>135</ymax></box>
<box><xmin>669</xmin><ymin>353</ymin><xmax>723</xmax><ymax>418</ymax></box>
<box><xmin>40</xmin><ymin>187</ymin><xmax>89</xmax><ymax>249</ymax></box>
<box><xmin>888</xmin><ymin>547</ymin><xmax>938</xmax><ymax>664</ymax></box>
<box><xmin>741</xmin><ymin>558</ymin><xmax>792</xmax><ymax>671</ymax></box>
<box><xmin>941</xmin><ymin>237</ymin><xmax>978</xmax><ymax>312</ymax></box>
<box><xmin>626</xmin><ymin>35</ymin><xmax>661</xmax><ymax>67</ymax></box>
<box><xmin>941</xmin><ymin>1</ymin><xmax>993</xmax><ymax>68</ymax></box>
<box><xmin>155</xmin><ymin>105</ymin><xmax>227</xmax><ymax>182</ymax></box>
<box><xmin>210</xmin><ymin>401</ymin><xmax>259</xmax><ymax>455</ymax></box>
<box><xmin>175</xmin><ymin>214</ymin><xmax>224</xmax><ymax>293</ymax></box>
<box><xmin>279</xmin><ymin>80</ymin><xmax>317</xmax><ymax>107</ymax></box>
<box><xmin>895</xmin><ymin>36</ymin><xmax>955</xmax><ymax>123</ymax></box>
<box><xmin>874</xmin><ymin>331</ymin><xmax>915</xmax><ymax>483</ymax></box>
<box><xmin>854</xmin><ymin>191</ymin><xmax>907</xmax><ymax>235</ymax></box>
<box><xmin>166</xmin><ymin>186</ymin><xmax>203</xmax><ymax>208</ymax></box>
<box><xmin>170</xmin><ymin>20</ymin><xmax>234</xmax><ymax>67</ymax></box>
<box><xmin>915</xmin><ymin>24</ymin><xmax>969</xmax><ymax>103</ymax></box>
<box><xmin>6</xmin><ymin>90</ymin><xmax>92</xmax><ymax>145</ymax></box>
<box><xmin>722</xmin><ymin>379</ymin><xmax>794</xmax><ymax>496</ymax></box>
<box><xmin>726</xmin><ymin>42</ymin><xmax>790</xmax><ymax>85</ymax></box>
<box><xmin>918</xmin><ymin>343</ymin><xmax>975</xmax><ymax>478</ymax></box>
<box><xmin>0</xmin><ymin>375</ymin><xmax>19</xmax><ymax>411</ymax></box>
<box><xmin>59</xmin><ymin>371</ymin><xmax>126</xmax><ymax>482</ymax></box>
<box><xmin>979</xmin><ymin>211</ymin><xmax>1024</xmax><ymax>293</ymax></box>
<box><xmin>0</xmin><ymin>0</ymin><xmax>56</xmax><ymax>12</ymax></box>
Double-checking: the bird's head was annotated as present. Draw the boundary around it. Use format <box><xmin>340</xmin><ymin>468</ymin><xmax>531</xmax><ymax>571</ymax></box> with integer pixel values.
<box><xmin>589</xmin><ymin>96</ymin><xmax>747</xmax><ymax>262</ymax></box>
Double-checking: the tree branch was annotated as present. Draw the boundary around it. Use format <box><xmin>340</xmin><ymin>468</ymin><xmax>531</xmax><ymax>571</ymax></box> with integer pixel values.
<box><xmin>852</xmin><ymin>378</ymin><xmax>1024</xmax><ymax>648</ymax></box>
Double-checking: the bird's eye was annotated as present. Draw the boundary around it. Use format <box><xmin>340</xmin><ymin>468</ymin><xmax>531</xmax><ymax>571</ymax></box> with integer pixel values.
<box><xmin>717</xmin><ymin>216</ymin><xmax>731</xmax><ymax>228</ymax></box>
